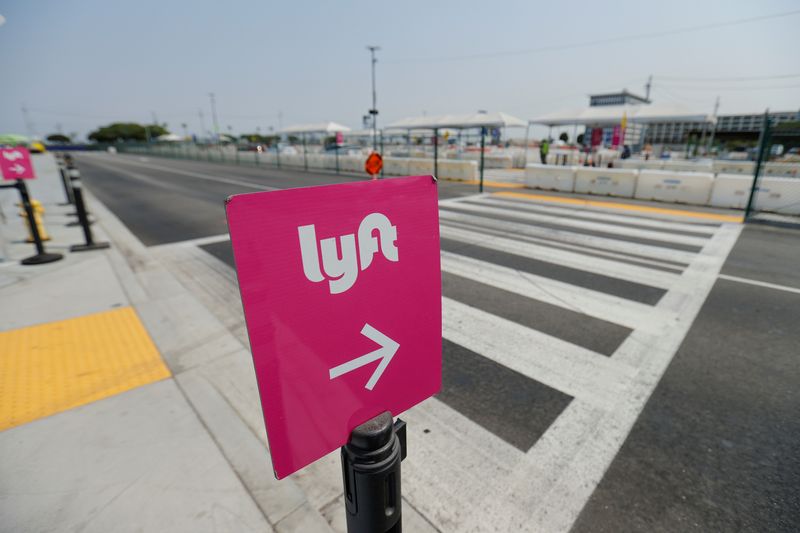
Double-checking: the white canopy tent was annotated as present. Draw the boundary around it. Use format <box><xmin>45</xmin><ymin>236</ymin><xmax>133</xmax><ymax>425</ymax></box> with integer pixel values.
<box><xmin>277</xmin><ymin>122</ymin><xmax>352</xmax><ymax>170</ymax></box>
<box><xmin>278</xmin><ymin>122</ymin><xmax>351</xmax><ymax>134</ymax></box>
<box><xmin>387</xmin><ymin>112</ymin><xmax>526</xmax><ymax>189</ymax></box>
<box><xmin>530</xmin><ymin>103</ymin><xmax>713</xmax><ymax>127</ymax></box>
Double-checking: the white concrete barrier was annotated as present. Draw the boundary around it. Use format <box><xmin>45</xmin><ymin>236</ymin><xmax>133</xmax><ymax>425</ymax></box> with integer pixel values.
<box><xmin>662</xmin><ymin>160</ymin><xmax>713</xmax><ymax>173</ymax></box>
<box><xmin>710</xmin><ymin>174</ymin><xmax>752</xmax><ymax>209</ymax></box>
<box><xmin>639</xmin><ymin>159</ymin><xmax>666</xmax><ymax>170</ymax></box>
<box><xmin>574</xmin><ymin>167</ymin><xmax>637</xmax><ymax>197</ymax></box>
<box><xmin>438</xmin><ymin>160</ymin><xmax>477</xmax><ymax>180</ymax></box>
<box><xmin>635</xmin><ymin>170</ymin><xmax>714</xmax><ymax>205</ymax></box>
<box><xmin>383</xmin><ymin>157</ymin><xmax>410</xmax><ymax>176</ymax></box>
<box><xmin>407</xmin><ymin>158</ymin><xmax>434</xmax><ymax>176</ymax></box>
<box><xmin>340</xmin><ymin>156</ymin><xmax>363</xmax><ymax>172</ymax></box>
<box><xmin>713</xmin><ymin>160</ymin><xmax>754</xmax><ymax>175</ymax></box>
<box><xmin>525</xmin><ymin>164</ymin><xmax>575</xmax><ymax>192</ymax></box>
<box><xmin>754</xmin><ymin>177</ymin><xmax>800</xmax><ymax>215</ymax></box>
<box><xmin>764</xmin><ymin>162</ymin><xmax>800</xmax><ymax>178</ymax></box>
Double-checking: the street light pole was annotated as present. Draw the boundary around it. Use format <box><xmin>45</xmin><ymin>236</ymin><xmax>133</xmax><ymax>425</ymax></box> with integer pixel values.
<box><xmin>209</xmin><ymin>92</ymin><xmax>220</xmax><ymax>141</ymax></box>
<box><xmin>367</xmin><ymin>46</ymin><xmax>380</xmax><ymax>152</ymax></box>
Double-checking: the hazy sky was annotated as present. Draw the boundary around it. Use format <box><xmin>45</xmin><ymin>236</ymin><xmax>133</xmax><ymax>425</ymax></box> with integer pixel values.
<box><xmin>1</xmin><ymin>0</ymin><xmax>798</xmax><ymax>140</ymax></box>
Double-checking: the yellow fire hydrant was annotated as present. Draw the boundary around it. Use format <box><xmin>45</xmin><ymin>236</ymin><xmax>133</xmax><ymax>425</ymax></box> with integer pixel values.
<box><xmin>18</xmin><ymin>200</ymin><xmax>51</xmax><ymax>242</ymax></box>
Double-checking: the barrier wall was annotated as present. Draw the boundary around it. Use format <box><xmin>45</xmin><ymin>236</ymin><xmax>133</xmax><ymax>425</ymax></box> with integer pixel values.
<box><xmin>712</xmin><ymin>160</ymin><xmax>754</xmax><ymax>175</ymax></box>
<box><xmin>710</xmin><ymin>174</ymin><xmax>752</xmax><ymax>209</ymax></box>
<box><xmin>764</xmin><ymin>163</ymin><xmax>800</xmax><ymax>178</ymax></box>
<box><xmin>662</xmin><ymin>160</ymin><xmax>713</xmax><ymax>173</ymax></box>
<box><xmin>754</xmin><ymin>177</ymin><xmax>800</xmax><ymax>215</ymax></box>
<box><xmin>635</xmin><ymin>170</ymin><xmax>714</xmax><ymax>205</ymax></box>
<box><xmin>438</xmin><ymin>160</ymin><xmax>478</xmax><ymax>181</ymax></box>
<box><xmin>574</xmin><ymin>167</ymin><xmax>637</xmax><ymax>197</ymax></box>
<box><xmin>525</xmin><ymin>164</ymin><xmax>575</xmax><ymax>192</ymax></box>
<box><xmin>383</xmin><ymin>157</ymin><xmax>410</xmax><ymax>176</ymax></box>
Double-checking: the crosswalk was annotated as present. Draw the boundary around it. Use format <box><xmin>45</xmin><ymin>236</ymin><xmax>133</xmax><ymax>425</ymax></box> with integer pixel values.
<box><xmin>156</xmin><ymin>190</ymin><xmax>743</xmax><ymax>533</ymax></box>
<box><xmin>405</xmin><ymin>192</ymin><xmax>742</xmax><ymax>532</ymax></box>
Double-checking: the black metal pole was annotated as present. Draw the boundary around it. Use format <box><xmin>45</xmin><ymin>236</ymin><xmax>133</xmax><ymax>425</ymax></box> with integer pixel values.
<box><xmin>303</xmin><ymin>133</ymin><xmax>308</xmax><ymax>171</ymax></box>
<box><xmin>335</xmin><ymin>143</ymin><xmax>340</xmax><ymax>175</ymax></box>
<box><xmin>433</xmin><ymin>128</ymin><xmax>439</xmax><ymax>179</ymax></box>
<box><xmin>479</xmin><ymin>126</ymin><xmax>486</xmax><ymax>193</ymax></box>
<box><xmin>745</xmin><ymin>111</ymin><xmax>771</xmax><ymax>221</ymax></box>
<box><xmin>70</xmin><ymin>180</ymin><xmax>110</xmax><ymax>252</ymax></box>
<box><xmin>14</xmin><ymin>180</ymin><xmax>63</xmax><ymax>265</ymax></box>
<box><xmin>341</xmin><ymin>411</ymin><xmax>406</xmax><ymax>533</ymax></box>
<box><xmin>58</xmin><ymin>163</ymin><xmax>75</xmax><ymax>205</ymax></box>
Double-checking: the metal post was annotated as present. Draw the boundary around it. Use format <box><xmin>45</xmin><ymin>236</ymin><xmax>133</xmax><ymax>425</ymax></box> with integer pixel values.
<box><xmin>367</xmin><ymin>46</ymin><xmax>380</xmax><ymax>153</ymax></box>
<box><xmin>341</xmin><ymin>412</ymin><xmax>406</xmax><ymax>533</ymax></box>
<box><xmin>433</xmin><ymin>128</ymin><xmax>439</xmax><ymax>179</ymax></box>
<box><xmin>479</xmin><ymin>126</ymin><xmax>486</xmax><ymax>193</ymax></box>
<box><xmin>335</xmin><ymin>143</ymin><xmax>340</xmax><ymax>174</ymax></box>
<box><xmin>745</xmin><ymin>111</ymin><xmax>771</xmax><ymax>220</ymax></box>
<box><xmin>58</xmin><ymin>163</ymin><xmax>75</xmax><ymax>205</ymax></box>
<box><xmin>12</xmin><ymin>180</ymin><xmax>63</xmax><ymax>265</ymax></box>
<box><xmin>276</xmin><ymin>139</ymin><xmax>282</xmax><ymax>169</ymax></box>
<box><xmin>522</xmin><ymin>123</ymin><xmax>530</xmax><ymax>167</ymax></box>
<box><xmin>70</xmin><ymin>180</ymin><xmax>110</xmax><ymax>252</ymax></box>
<box><xmin>303</xmin><ymin>133</ymin><xmax>308</xmax><ymax>171</ymax></box>
<box><xmin>380</xmin><ymin>130</ymin><xmax>384</xmax><ymax>178</ymax></box>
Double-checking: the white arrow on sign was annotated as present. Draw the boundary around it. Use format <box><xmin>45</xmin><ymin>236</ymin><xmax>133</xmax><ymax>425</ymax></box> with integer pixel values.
<box><xmin>10</xmin><ymin>163</ymin><xmax>26</xmax><ymax>174</ymax></box>
<box><xmin>329</xmin><ymin>324</ymin><xmax>399</xmax><ymax>390</ymax></box>
<box><xmin>2</xmin><ymin>151</ymin><xmax>23</xmax><ymax>161</ymax></box>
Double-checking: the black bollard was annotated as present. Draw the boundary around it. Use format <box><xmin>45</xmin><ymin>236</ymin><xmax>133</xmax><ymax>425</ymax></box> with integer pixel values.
<box><xmin>58</xmin><ymin>163</ymin><xmax>75</xmax><ymax>206</ymax></box>
<box><xmin>13</xmin><ymin>180</ymin><xmax>63</xmax><ymax>265</ymax></box>
<box><xmin>341</xmin><ymin>411</ymin><xmax>406</xmax><ymax>533</ymax></box>
<box><xmin>69</xmin><ymin>180</ymin><xmax>109</xmax><ymax>252</ymax></box>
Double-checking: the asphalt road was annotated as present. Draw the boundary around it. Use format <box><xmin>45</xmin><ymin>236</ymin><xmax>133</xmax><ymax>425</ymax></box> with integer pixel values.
<box><xmin>75</xmin><ymin>152</ymin><xmax>800</xmax><ymax>532</ymax></box>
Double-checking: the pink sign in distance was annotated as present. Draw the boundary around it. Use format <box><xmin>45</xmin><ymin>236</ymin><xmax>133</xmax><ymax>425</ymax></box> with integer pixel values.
<box><xmin>0</xmin><ymin>147</ymin><xmax>36</xmax><ymax>180</ymax></box>
<box><xmin>226</xmin><ymin>175</ymin><xmax>442</xmax><ymax>479</ymax></box>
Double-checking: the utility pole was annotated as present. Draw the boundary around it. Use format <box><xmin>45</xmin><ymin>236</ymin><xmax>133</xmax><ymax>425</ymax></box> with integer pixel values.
<box><xmin>278</xmin><ymin>111</ymin><xmax>283</xmax><ymax>132</ymax></box>
<box><xmin>645</xmin><ymin>75</ymin><xmax>652</xmax><ymax>101</ymax></box>
<box><xmin>707</xmin><ymin>96</ymin><xmax>720</xmax><ymax>155</ymax></box>
<box><xmin>151</xmin><ymin>111</ymin><xmax>159</xmax><ymax>126</ymax></box>
<box><xmin>367</xmin><ymin>46</ymin><xmax>380</xmax><ymax>152</ymax></box>
<box><xmin>198</xmin><ymin>109</ymin><xmax>207</xmax><ymax>139</ymax></box>
<box><xmin>208</xmin><ymin>92</ymin><xmax>220</xmax><ymax>140</ymax></box>
<box><xmin>21</xmin><ymin>105</ymin><xmax>36</xmax><ymax>138</ymax></box>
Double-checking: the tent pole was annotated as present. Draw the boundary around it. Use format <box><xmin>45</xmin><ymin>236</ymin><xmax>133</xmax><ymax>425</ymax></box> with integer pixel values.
<box><xmin>479</xmin><ymin>126</ymin><xmax>486</xmax><ymax>193</ymax></box>
<box><xmin>303</xmin><ymin>132</ymin><xmax>308</xmax><ymax>171</ymax></box>
<box><xmin>433</xmin><ymin>128</ymin><xmax>439</xmax><ymax>179</ymax></box>
<box><xmin>523</xmin><ymin>123</ymin><xmax>530</xmax><ymax>167</ymax></box>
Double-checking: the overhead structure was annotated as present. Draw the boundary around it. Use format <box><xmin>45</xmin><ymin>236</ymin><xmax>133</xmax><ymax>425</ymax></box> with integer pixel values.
<box><xmin>387</xmin><ymin>112</ymin><xmax>526</xmax><ymax>190</ymax></box>
<box><xmin>278</xmin><ymin>122</ymin><xmax>352</xmax><ymax>171</ymax></box>
<box><xmin>279</xmin><ymin>122</ymin><xmax>351</xmax><ymax>134</ymax></box>
<box><xmin>529</xmin><ymin>103</ymin><xmax>713</xmax><ymax>127</ymax></box>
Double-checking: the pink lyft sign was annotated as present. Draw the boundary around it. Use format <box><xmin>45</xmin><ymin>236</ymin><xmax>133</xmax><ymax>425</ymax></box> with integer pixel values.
<box><xmin>226</xmin><ymin>175</ymin><xmax>442</xmax><ymax>479</ymax></box>
<box><xmin>0</xmin><ymin>147</ymin><xmax>36</xmax><ymax>180</ymax></box>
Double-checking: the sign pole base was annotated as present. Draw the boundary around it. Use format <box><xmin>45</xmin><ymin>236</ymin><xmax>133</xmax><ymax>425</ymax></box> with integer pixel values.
<box><xmin>21</xmin><ymin>252</ymin><xmax>64</xmax><ymax>265</ymax></box>
<box><xmin>70</xmin><ymin>242</ymin><xmax>111</xmax><ymax>252</ymax></box>
<box><xmin>341</xmin><ymin>411</ymin><xmax>406</xmax><ymax>533</ymax></box>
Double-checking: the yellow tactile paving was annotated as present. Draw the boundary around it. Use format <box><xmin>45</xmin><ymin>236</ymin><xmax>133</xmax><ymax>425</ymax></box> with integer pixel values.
<box><xmin>493</xmin><ymin>191</ymin><xmax>745</xmax><ymax>223</ymax></box>
<box><xmin>0</xmin><ymin>306</ymin><xmax>170</xmax><ymax>431</ymax></box>
<box><xmin>440</xmin><ymin>178</ymin><xmax>527</xmax><ymax>189</ymax></box>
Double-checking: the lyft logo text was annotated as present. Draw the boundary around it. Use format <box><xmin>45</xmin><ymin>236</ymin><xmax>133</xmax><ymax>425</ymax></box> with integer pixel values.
<box><xmin>298</xmin><ymin>213</ymin><xmax>398</xmax><ymax>294</ymax></box>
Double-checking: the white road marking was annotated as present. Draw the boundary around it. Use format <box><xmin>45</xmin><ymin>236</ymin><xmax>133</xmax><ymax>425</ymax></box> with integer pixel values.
<box><xmin>442</xmin><ymin>201</ymin><xmax>710</xmax><ymax>247</ymax></box>
<box><xmin>441</xmin><ymin>224</ymin><xmax>680</xmax><ymax>290</ymax></box>
<box><xmin>443</xmin><ymin>297</ymin><xmax>637</xmax><ymax>411</ymax></box>
<box><xmin>718</xmin><ymin>273</ymin><xmax>800</xmax><ymax>295</ymax></box>
<box><xmin>150</xmin><ymin>234</ymin><xmax>231</xmax><ymax>251</ymax></box>
<box><xmin>440</xmin><ymin>208</ymin><xmax>697</xmax><ymax>265</ymax></box>
<box><xmin>479</xmin><ymin>196</ymin><xmax>719</xmax><ymax>235</ymax></box>
<box><xmin>472</xmin><ymin>222</ymin><xmax>744</xmax><ymax>533</ymax></box>
<box><xmin>442</xmin><ymin>251</ymin><xmax>674</xmax><ymax>332</ymax></box>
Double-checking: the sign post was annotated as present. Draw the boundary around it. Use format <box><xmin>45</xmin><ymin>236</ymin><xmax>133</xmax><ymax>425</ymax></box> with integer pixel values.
<box><xmin>226</xmin><ymin>175</ymin><xmax>441</xmax><ymax>530</ymax></box>
<box><xmin>0</xmin><ymin>147</ymin><xmax>63</xmax><ymax>265</ymax></box>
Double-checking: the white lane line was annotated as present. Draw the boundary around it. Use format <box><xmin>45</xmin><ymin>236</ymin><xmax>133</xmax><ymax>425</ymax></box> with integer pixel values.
<box><xmin>442</xmin><ymin>251</ymin><xmax>674</xmax><ymax>332</ymax></box>
<box><xmin>441</xmin><ymin>225</ymin><xmax>680</xmax><ymax>290</ymax></box>
<box><xmin>442</xmin><ymin>201</ymin><xmax>709</xmax><ymax>247</ymax></box>
<box><xmin>150</xmin><ymin>234</ymin><xmax>230</xmax><ymax>251</ymax></box>
<box><xmin>439</xmin><ymin>209</ymin><xmax>697</xmax><ymax>265</ymax></box>
<box><xmin>718</xmin><ymin>273</ymin><xmax>800</xmax><ymax>295</ymax></box>
<box><xmin>438</xmin><ymin>193</ymin><xmax>488</xmax><ymax>206</ymax></box>
<box><xmin>478</xmin><ymin>196</ymin><xmax>718</xmax><ymax>235</ymax></box>
<box><xmin>87</xmin><ymin>153</ymin><xmax>276</xmax><ymax>191</ymax></box>
<box><xmin>443</xmin><ymin>297</ymin><xmax>636</xmax><ymax>411</ymax></box>
<box><xmin>482</xmin><ymin>222</ymin><xmax>744</xmax><ymax>533</ymax></box>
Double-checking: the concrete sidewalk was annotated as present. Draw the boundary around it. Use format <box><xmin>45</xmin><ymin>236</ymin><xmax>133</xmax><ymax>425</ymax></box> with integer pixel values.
<box><xmin>0</xmin><ymin>154</ymin><xmax>335</xmax><ymax>532</ymax></box>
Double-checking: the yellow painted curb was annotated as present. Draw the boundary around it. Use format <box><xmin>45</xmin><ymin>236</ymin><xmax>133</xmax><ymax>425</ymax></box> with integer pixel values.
<box><xmin>493</xmin><ymin>191</ymin><xmax>744</xmax><ymax>223</ymax></box>
<box><xmin>0</xmin><ymin>307</ymin><xmax>170</xmax><ymax>431</ymax></box>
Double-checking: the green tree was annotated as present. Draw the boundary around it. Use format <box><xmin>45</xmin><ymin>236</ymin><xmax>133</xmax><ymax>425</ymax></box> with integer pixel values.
<box><xmin>46</xmin><ymin>133</ymin><xmax>71</xmax><ymax>143</ymax></box>
<box><xmin>88</xmin><ymin>122</ymin><xmax>169</xmax><ymax>143</ymax></box>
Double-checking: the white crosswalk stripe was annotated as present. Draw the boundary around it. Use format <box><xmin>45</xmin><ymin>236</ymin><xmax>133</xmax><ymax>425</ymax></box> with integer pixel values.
<box><xmin>400</xmin><ymin>192</ymin><xmax>740</xmax><ymax>533</ymax></box>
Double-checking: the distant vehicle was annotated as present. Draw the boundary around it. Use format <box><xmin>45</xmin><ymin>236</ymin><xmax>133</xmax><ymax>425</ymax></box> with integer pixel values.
<box><xmin>324</xmin><ymin>144</ymin><xmax>363</xmax><ymax>156</ymax></box>
<box><xmin>29</xmin><ymin>141</ymin><xmax>46</xmax><ymax>153</ymax></box>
